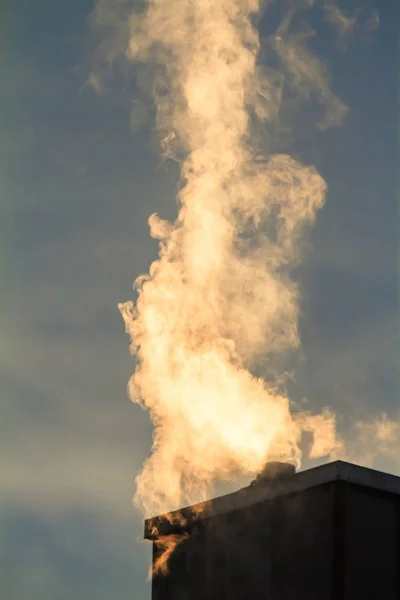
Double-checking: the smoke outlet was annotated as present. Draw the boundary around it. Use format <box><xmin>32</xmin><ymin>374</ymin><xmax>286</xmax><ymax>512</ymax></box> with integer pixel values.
<box><xmin>250</xmin><ymin>461</ymin><xmax>296</xmax><ymax>486</ymax></box>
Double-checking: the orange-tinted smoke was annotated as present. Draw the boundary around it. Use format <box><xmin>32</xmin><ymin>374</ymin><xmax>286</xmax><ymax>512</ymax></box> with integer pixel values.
<box><xmin>113</xmin><ymin>0</ymin><xmax>343</xmax><ymax>518</ymax></box>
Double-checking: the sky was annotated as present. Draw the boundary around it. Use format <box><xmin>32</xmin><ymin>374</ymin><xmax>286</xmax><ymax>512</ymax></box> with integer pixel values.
<box><xmin>1</xmin><ymin>0</ymin><xmax>399</xmax><ymax>599</ymax></box>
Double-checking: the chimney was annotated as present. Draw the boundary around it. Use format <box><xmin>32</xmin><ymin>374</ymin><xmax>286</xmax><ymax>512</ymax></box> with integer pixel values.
<box><xmin>249</xmin><ymin>460</ymin><xmax>296</xmax><ymax>485</ymax></box>
<box><xmin>144</xmin><ymin>461</ymin><xmax>400</xmax><ymax>599</ymax></box>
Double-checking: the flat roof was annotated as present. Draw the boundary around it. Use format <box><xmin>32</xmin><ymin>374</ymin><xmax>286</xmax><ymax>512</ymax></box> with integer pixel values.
<box><xmin>144</xmin><ymin>460</ymin><xmax>400</xmax><ymax>540</ymax></box>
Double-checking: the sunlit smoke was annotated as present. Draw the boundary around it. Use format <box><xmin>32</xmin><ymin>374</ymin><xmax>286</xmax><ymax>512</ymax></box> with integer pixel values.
<box><xmin>94</xmin><ymin>0</ymin><xmax>347</xmax><ymax>519</ymax></box>
<box><xmin>152</xmin><ymin>533</ymin><xmax>189</xmax><ymax>577</ymax></box>
<box><xmin>342</xmin><ymin>413</ymin><xmax>400</xmax><ymax>467</ymax></box>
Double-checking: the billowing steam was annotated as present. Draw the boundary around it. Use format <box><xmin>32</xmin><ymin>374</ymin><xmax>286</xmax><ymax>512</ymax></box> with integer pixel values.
<box><xmin>90</xmin><ymin>0</ymin><xmax>391</xmax><ymax>524</ymax></box>
<box><xmin>102</xmin><ymin>0</ymin><xmax>344</xmax><ymax>518</ymax></box>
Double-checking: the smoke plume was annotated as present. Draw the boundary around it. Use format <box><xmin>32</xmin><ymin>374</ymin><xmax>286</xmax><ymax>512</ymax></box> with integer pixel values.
<box><xmin>90</xmin><ymin>0</ymin><xmax>392</xmax><ymax>523</ymax></box>
<box><xmin>90</xmin><ymin>0</ymin><xmax>345</xmax><ymax>518</ymax></box>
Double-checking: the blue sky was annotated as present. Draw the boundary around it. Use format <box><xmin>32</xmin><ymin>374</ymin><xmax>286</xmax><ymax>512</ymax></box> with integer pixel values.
<box><xmin>1</xmin><ymin>1</ymin><xmax>398</xmax><ymax>598</ymax></box>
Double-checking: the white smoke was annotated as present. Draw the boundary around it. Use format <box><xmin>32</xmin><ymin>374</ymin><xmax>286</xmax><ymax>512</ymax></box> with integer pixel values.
<box><xmin>89</xmin><ymin>0</ymin><xmax>393</xmax><ymax>521</ymax></box>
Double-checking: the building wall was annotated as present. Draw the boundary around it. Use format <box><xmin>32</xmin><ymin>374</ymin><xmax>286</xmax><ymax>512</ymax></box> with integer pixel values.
<box><xmin>151</xmin><ymin>481</ymin><xmax>400</xmax><ymax>600</ymax></box>
<box><xmin>343</xmin><ymin>483</ymin><xmax>398</xmax><ymax>600</ymax></box>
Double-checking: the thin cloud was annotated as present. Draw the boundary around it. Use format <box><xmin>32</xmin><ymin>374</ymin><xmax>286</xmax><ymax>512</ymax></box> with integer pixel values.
<box><xmin>272</xmin><ymin>8</ymin><xmax>349</xmax><ymax>131</ymax></box>
<box><xmin>323</xmin><ymin>3</ymin><xmax>380</xmax><ymax>48</ymax></box>
<box><xmin>366</xmin><ymin>10</ymin><xmax>380</xmax><ymax>32</ymax></box>
<box><xmin>324</xmin><ymin>3</ymin><xmax>358</xmax><ymax>48</ymax></box>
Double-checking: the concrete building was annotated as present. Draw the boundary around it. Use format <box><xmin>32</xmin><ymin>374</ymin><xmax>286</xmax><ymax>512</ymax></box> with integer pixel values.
<box><xmin>145</xmin><ymin>460</ymin><xmax>400</xmax><ymax>599</ymax></box>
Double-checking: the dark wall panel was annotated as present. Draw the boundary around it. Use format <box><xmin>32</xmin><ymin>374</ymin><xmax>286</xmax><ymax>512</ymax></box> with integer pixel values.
<box><xmin>151</xmin><ymin>481</ymin><xmax>400</xmax><ymax>600</ymax></box>
<box><xmin>344</xmin><ymin>484</ymin><xmax>398</xmax><ymax>600</ymax></box>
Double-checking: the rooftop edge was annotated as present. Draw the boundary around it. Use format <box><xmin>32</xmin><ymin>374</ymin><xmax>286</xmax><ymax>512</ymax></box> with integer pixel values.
<box><xmin>144</xmin><ymin>460</ymin><xmax>400</xmax><ymax>540</ymax></box>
